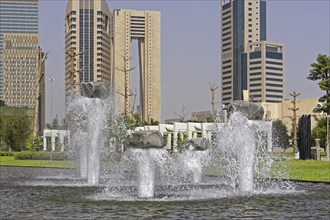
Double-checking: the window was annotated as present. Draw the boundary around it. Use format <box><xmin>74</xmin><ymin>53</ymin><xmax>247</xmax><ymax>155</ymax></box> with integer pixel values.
<box><xmin>266</xmin><ymin>66</ymin><xmax>283</xmax><ymax>71</ymax></box>
<box><xmin>266</xmin><ymin>61</ymin><xmax>282</xmax><ymax>65</ymax></box>
<box><xmin>266</xmin><ymin>89</ymin><xmax>283</xmax><ymax>93</ymax></box>
<box><xmin>266</xmin><ymin>78</ymin><xmax>283</xmax><ymax>82</ymax></box>
<box><xmin>266</xmin><ymin>72</ymin><xmax>282</xmax><ymax>77</ymax></box>
<box><xmin>250</xmin><ymin>66</ymin><xmax>261</xmax><ymax>71</ymax></box>
<box><xmin>250</xmin><ymin>61</ymin><xmax>261</xmax><ymax>65</ymax></box>
<box><xmin>250</xmin><ymin>78</ymin><xmax>261</xmax><ymax>81</ymax></box>
<box><xmin>250</xmin><ymin>89</ymin><xmax>261</xmax><ymax>92</ymax></box>
<box><xmin>266</xmin><ymin>83</ymin><xmax>283</xmax><ymax>88</ymax></box>
<box><xmin>266</xmin><ymin>94</ymin><xmax>283</xmax><ymax>98</ymax></box>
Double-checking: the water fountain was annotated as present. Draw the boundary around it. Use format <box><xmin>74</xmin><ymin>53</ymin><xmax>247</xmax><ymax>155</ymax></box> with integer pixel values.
<box><xmin>67</xmin><ymin>82</ymin><xmax>111</xmax><ymax>185</ymax></box>
<box><xmin>179</xmin><ymin>138</ymin><xmax>211</xmax><ymax>184</ymax></box>
<box><xmin>2</xmin><ymin>96</ymin><xmax>329</xmax><ymax>218</ymax></box>
<box><xmin>126</xmin><ymin>130</ymin><xmax>164</xmax><ymax>198</ymax></box>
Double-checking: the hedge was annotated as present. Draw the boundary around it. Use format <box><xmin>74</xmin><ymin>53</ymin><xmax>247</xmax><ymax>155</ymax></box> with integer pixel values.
<box><xmin>14</xmin><ymin>152</ymin><xmax>69</xmax><ymax>161</ymax></box>
<box><xmin>0</xmin><ymin>152</ymin><xmax>15</xmax><ymax>156</ymax></box>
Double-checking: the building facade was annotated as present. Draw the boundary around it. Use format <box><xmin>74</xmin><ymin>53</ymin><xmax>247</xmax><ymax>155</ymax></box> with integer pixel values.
<box><xmin>65</xmin><ymin>0</ymin><xmax>111</xmax><ymax>99</ymax></box>
<box><xmin>0</xmin><ymin>0</ymin><xmax>39</xmax><ymax>101</ymax></box>
<box><xmin>2</xmin><ymin>34</ymin><xmax>39</xmax><ymax>108</ymax></box>
<box><xmin>221</xmin><ymin>0</ymin><xmax>267</xmax><ymax>105</ymax></box>
<box><xmin>111</xmin><ymin>9</ymin><xmax>161</xmax><ymax>123</ymax></box>
<box><xmin>246</xmin><ymin>41</ymin><xmax>285</xmax><ymax>103</ymax></box>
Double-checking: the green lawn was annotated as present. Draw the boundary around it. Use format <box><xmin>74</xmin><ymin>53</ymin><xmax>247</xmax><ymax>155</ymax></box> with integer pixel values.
<box><xmin>285</xmin><ymin>159</ymin><xmax>330</xmax><ymax>182</ymax></box>
<box><xmin>0</xmin><ymin>156</ymin><xmax>70</xmax><ymax>168</ymax></box>
<box><xmin>1</xmin><ymin>155</ymin><xmax>329</xmax><ymax>182</ymax></box>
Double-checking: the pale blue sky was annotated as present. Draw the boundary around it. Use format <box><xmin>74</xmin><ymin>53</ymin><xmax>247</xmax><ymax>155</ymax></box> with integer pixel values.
<box><xmin>39</xmin><ymin>0</ymin><xmax>330</xmax><ymax>122</ymax></box>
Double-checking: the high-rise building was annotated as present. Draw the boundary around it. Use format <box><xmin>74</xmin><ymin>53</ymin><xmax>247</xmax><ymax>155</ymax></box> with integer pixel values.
<box><xmin>246</xmin><ymin>41</ymin><xmax>285</xmax><ymax>103</ymax></box>
<box><xmin>111</xmin><ymin>9</ymin><xmax>161</xmax><ymax>123</ymax></box>
<box><xmin>0</xmin><ymin>0</ymin><xmax>39</xmax><ymax>101</ymax></box>
<box><xmin>221</xmin><ymin>0</ymin><xmax>267</xmax><ymax>105</ymax></box>
<box><xmin>3</xmin><ymin>33</ymin><xmax>39</xmax><ymax>108</ymax></box>
<box><xmin>65</xmin><ymin>0</ymin><xmax>111</xmax><ymax>99</ymax></box>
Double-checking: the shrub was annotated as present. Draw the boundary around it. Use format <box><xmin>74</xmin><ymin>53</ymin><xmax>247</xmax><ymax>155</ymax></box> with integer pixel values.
<box><xmin>14</xmin><ymin>151</ymin><xmax>68</xmax><ymax>161</ymax></box>
<box><xmin>0</xmin><ymin>151</ymin><xmax>15</xmax><ymax>156</ymax></box>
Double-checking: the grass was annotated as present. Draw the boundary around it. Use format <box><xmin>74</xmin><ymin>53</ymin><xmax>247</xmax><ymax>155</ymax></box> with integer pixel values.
<box><xmin>1</xmin><ymin>154</ymin><xmax>329</xmax><ymax>183</ymax></box>
<box><xmin>0</xmin><ymin>156</ymin><xmax>71</xmax><ymax>168</ymax></box>
<box><xmin>285</xmin><ymin>159</ymin><xmax>330</xmax><ymax>182</ymax></box>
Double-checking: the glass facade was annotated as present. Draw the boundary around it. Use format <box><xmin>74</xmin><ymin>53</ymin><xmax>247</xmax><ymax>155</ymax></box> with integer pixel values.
<box><xmin>79</xmin><ymin>6</ymin><xmax>94</xmax><ymax>83</ymax></box>
<box><xmin>232</xmin><ymin>0</ymin><xmax>245</xmax><ymax>100</ymax></box>
<box><xmin>260</xmin><ymin>1</ymin><xmax>267</xmax><ymax>41</ymax></box>
<box><xmin>0</xmin><ymin>0</ymin><xmax>39</xmax><ymax>100</ymax></box>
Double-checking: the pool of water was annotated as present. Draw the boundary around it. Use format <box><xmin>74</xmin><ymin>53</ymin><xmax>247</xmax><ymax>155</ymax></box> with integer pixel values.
<box><xmin>1</xmin><ymin>166</ymin><xmax>329</xmax><ymax>219</ymax></box>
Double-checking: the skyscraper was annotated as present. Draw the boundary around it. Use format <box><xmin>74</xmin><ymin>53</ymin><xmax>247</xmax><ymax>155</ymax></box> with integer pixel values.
<box><xmin>246</xmin><ymin>41</ymin><xmax>285</xmax><ymax>103</ymax></box>
<box><xmin>111</xmin><ymin>9</ymin><xmax>161</xmax><ymax>123</ymax></box>
<box><xmin>0</xmin><ymin>0</ymin><xmax>39</xmax><ymax>101</ymax></box>
<box><xmin>65</xmin><ymin>0</ymin><xmax>111</xmax><ymax>99</ymax></box>
<box><xmin>221</xmin><ymin>0</ymin><xmax>267</xmax><ymax>105</ymax></box>
<box><xmin>2</xmin><ymin>33</ymin><xmax>39</xmax><ymax>108</ymax></box>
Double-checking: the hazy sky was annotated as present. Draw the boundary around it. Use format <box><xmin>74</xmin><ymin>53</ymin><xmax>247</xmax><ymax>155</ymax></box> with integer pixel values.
<box><xmin>39</xmin><ymin>0</ymin><xmax>330</xmax><ymax>123</ymax></box>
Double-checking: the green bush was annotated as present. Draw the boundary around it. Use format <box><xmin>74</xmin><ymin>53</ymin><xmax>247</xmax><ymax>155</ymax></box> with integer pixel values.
<box><xmin>0</xmin><ymin>151</ymin><xmax>15</xmax><ymax>156</ymax></box>
<box><xmin>14</xmin><ymin>151</ymin><xmax>68</xmax><ymax>161</ymax></box>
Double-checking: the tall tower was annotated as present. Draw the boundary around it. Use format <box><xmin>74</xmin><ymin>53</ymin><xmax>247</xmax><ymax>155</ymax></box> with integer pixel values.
<box><xmin>111</xmin><ymin>9</ymin><xmax>161</xmax><ymax>123</ymax></box>
<box><xmin>0</xmin><ymin>0</ymin><xmax>39</xmax><ymax>101</ymax></box>
<box><xmin>65</xmin><ymin>0</ymin><xmax>111</xmax><ymax>99</ymax></box>
<box><xmin>220</xmin><ymin>0</ymin><xmax>266</xmax><ymax>105</ymax></box>
<box><xmin>246</xmin><ymin>41</ymin><xmax>285</xmax><ymax>103</ymax></box>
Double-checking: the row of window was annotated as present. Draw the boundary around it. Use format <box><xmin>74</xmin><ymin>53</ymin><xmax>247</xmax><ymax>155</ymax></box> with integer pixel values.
<box><xmin>266</xmin><ymin>60</ymin><xmax>282</xmax><ymax>65</ymax></box>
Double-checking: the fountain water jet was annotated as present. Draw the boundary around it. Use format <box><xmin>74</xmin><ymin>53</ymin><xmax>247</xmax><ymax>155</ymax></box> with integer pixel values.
<box><xmin>67</xmin><ymin>82</ymin><xmax>111</xmax><ymax>185</ymax></box>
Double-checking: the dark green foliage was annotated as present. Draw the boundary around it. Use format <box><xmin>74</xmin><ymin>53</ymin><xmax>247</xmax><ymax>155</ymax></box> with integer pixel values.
<box><xmin>0</xmin><ymin>151</ymin><xmax>15</xmax><ymax>156</ymax></box>
<box><xmin>0</xmin><ymin>112</ymin><xmax>32</xmax><ymax>151</ymax></box>
<box><xmin>27</xmin><ymin>135</ymin><xmax>43</xmax><ymax>151</ymax></box>
<box><xmin>311</xmin><ymin>117</ymin><xmax>327</xmax><ymax>149</ymax></box>
<box><xmin>307</xmin><ymin>54</ymin><xmax>330</xmax><ymax>114</ymax></box>
<box><xmin>14</xmin><ymin>151</ymin><xmax>68</xmax><ymax>161</ymax></box>
<box><xmin>176</xmin><ymin>132</ymin><xmax>189</xmax><ymax>153</ymax></box>
<box><xmin>272</xmin><ymin>120</ymin><xmax>290</xmax><ymax>148</ymax></box>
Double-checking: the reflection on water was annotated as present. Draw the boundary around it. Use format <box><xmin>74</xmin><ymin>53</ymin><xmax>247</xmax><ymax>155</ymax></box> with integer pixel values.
<box><xmin>1</xmin><ymin>166</ymin><xmax>329</xmax><ymax>219</ymax></box>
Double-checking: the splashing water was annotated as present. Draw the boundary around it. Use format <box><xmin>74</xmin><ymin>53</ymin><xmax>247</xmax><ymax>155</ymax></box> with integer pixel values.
<box><xmin>67</xmin><ymin>96</ymin><xmax>113</xmax><ymax>185</ymax></box>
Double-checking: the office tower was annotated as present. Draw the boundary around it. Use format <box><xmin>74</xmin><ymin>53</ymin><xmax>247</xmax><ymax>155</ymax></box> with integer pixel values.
<box><xmin>0</xmin><ymin>0</ymin><xmax>39</xmax><ymax>101</ymax></box>
<box><xmin>221</xmin><ymin>0</ymin><xmax>266</xmax><ymax>105</ymax></box>
<box><xmin>111</xmin><ymin>9</ymin><xmax>161</xmax><ymax>123</ymax></box>
<box><xmin>3</xmin><ymin>34</ymin><xmax>39</xmax><ymax>108</ymax></box>
<box><xmin>246</xmin><ymin>41</ymin><xmax>285</xmax><ymax>103</ymax></box>
<box><xmin>65</xmin><ymin>0</ymin><xmax>111</xmax><ymax>99</ymax></box>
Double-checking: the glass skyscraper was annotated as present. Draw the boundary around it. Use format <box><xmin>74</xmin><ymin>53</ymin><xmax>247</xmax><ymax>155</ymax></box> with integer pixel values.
<box><xmin>0</xmin><ymin>0</ymin><xmax>39</xmax><ymax>100</ymax></box>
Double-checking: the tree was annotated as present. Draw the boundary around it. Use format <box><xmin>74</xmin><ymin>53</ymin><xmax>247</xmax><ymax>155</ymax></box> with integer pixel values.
<box><xmin>46</xmin><ymin>115</ymin><xmax>61</xmax><ymax>130</ymax></box>
<box><xmin>272</xmin><ymin>120</ymin><xmax>290</xmax><ymax>148</ymax></box>
<box><xmin>311</xmin><ymin>116</ymin><xmax>327</xmax><ymax>149</ymax></box>
<box><xmin>307</xmin><ymin>54</ymin><xmax>330</xmax><ymax>114</ymax></box>
<box><xmin>1</xmin><ymin>114</ymin><xmax>32</xmax><ymax>151</ymax></box>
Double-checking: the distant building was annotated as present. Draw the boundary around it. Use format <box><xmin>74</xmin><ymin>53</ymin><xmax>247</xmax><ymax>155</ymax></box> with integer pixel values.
<box><xmin>0</xmin><ymin>0</ymin><xmax>45</xmax><ymax>134</ymax></box>
<box><xmin>220</xmin><ymin>0</ymin><xmax>267</xmax><ymax>105</ymax></box>
<box><xmin>245</xmin><ymin>41</ymin><xmax>285</xmax><ymax>103</ymax></box>
<box><xmin>111</xmin><ymin>9</ymin><xmax>161</xmax><ymax>123</ymax></box>
<box><xmin>0</xmin><ymin>0</ymin><xmax>39</xmax><ymax>101</ymax></box>
<box><xmin>65</xmin><ymin>0</ymin><xmax>111</xmax><ymax>99</ymax></box>
<box><xmin>3</xmin><ymin>34</ymin><xmax>39</xmax><ymax>108</ymax></box>
<box><xmin>260</xmin><ymin>98</ymin><xmax>323</xmax><ymax>132</ymax></box>
<box><xmin>191</xmin><ymin>111</ymin><xmax>213</xmax><ymax>122</ymax></box>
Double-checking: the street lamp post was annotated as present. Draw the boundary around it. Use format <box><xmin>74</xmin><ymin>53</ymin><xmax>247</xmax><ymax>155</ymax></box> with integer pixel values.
<box><xmin>49</xmin><ymin>78</ymin><xmax>55</xmax><ymax>151</ymax></box>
